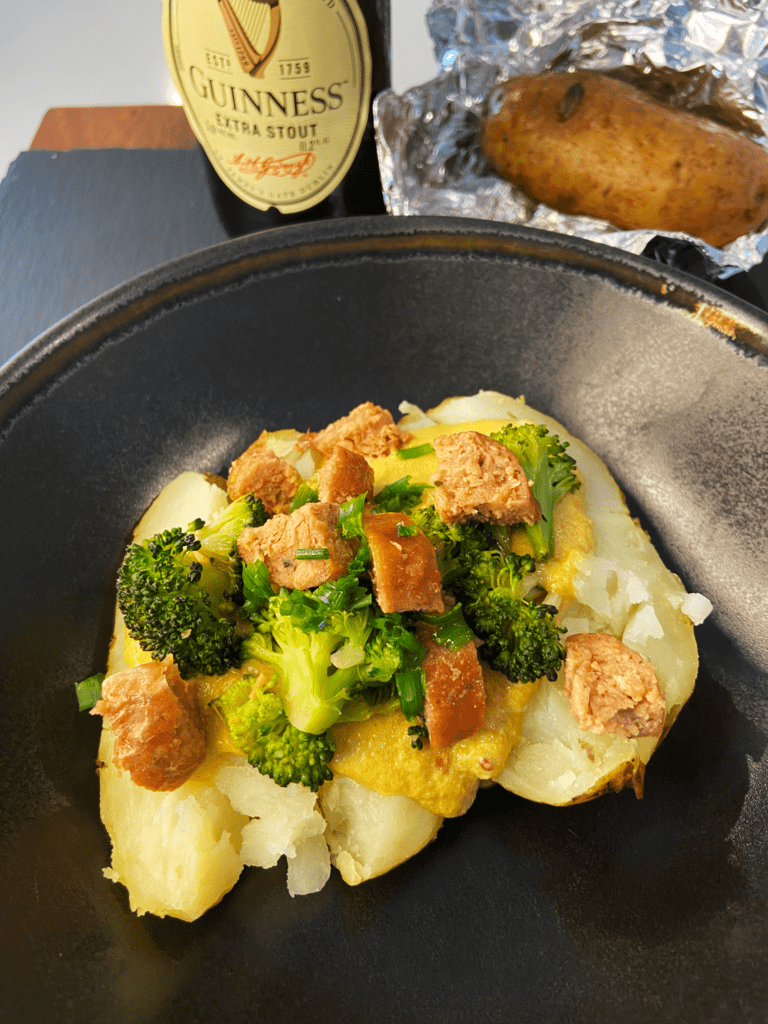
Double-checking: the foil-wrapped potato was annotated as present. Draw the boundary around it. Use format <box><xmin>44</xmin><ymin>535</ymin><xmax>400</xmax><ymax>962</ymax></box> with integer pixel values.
<box><xmin>480</xmin><ymin>70</ymin><xmax>768</xmax><ymax>247</ymax></box>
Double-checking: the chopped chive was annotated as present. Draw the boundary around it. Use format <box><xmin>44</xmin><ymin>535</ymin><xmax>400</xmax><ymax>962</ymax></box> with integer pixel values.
<box><xmin>337</xmin><ymin>493</ymin><xmax>371</xmax><ymax>573</ymax></box>
<box><xmin>397</xmin><ymin>443</ymin><xmax>435</xmax><ymax>460</ymax></box>
<box><xmin>337</xmin><ymin>492</ymin><xmax>367</xmax><ymax>537</ymax></box>
<box><xmin>75</xmin><ymin>672</ymin><xmax>105</xmax><ymax>712</ymax></box>
<box><xmin>419</xmin><ymin>604</ymin><xmax>476</xmax><ymax>651</ymax></box>
<box><xmin>290</xmin><ymin>483</ymin><xmax>319</xmax><ymax>511</ymax></box>
<box><xmin>396</xmin><ymin>523</ymin><xmax>419</xmax><ymax>537</ymax></box>
<box><xmin>395</xmin><ymin>668</ymin><xmax>425</xmax><ymax>719</ymax></box>
<box><xmin>242</xmin><ymin>560</ymin><xmax>275</xmax><ymax>616</ymax></box>
<box><xmin>373</xmin><ymin>476</ymin><xmax>429</xmax><ymax>513</ymax></box>
<box><xmin>295</xmin><ymin>547</ymin><xmax>330</xmax><ymax>560</ymax></box>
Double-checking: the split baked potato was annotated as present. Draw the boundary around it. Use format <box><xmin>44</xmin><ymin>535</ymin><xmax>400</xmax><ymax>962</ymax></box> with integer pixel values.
<box><xmin>92</xmin><ymin>392</ymin><xmax>709</xmax><ymax>919</ymax></box>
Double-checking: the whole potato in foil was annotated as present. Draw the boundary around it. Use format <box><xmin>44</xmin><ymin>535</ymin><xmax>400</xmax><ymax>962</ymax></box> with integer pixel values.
<box><xmin>480</xmin><ymin>70</ymin><xmax>768</xmax><ymax>247</ymax></box>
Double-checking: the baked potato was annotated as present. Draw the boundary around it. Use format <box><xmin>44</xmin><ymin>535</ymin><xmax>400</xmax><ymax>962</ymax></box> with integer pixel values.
<box><xmin>480</xmin><ymin>70</ymin><xmax>768</xmax><ymax>247</ymax></box>
<box><xmin>92</xmin><ymin>392</ymin><xmax>709</xmax><ymax>919</ymax></box>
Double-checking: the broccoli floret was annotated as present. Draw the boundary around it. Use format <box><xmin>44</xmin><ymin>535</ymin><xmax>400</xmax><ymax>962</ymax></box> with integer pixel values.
<box><xmin>241</xmin><ymin>560</ymin><xmax>425</xmax><ymax>733</ymax></box>
<box><xmin>361</xmin><ymin>612</ymin><xmax>425</xmax><ymax>685</ymax></box>
<box><xmin>411</xmin><ymin>505</ymin><xmax>488</xmax><ymax>586</ymax></box>
<box><xmin>491</xmin><ymin>422</ymin><xmax>580</xmax><ymax>561</ymax></box>
<box><xmin>215</xmin><ymin>675</ymin><xmax>335</xmax><ymax>791</ymax></box>
<box><xmin>117</xmin><ymin>494</ymin><xmax>266</xmax><ymax>679</ymax></box>
<box><xmin>242</xmin><ymin>596</ymin><xmax>366</xmax><ymax>734</ymax></box>
<box><xmin>413</xmin><ymin>503</ymin><xmax>568</xmax><ymax>684</ymax></box>
<box><xmin>459</xmin><ymin>549</ymin><xmax>566</xmax><ymax>683</ymax></box>
<box><xmin>194</xmin><ymin>493</ymin><xmax>268</xmax><ymax>607</ymax></box>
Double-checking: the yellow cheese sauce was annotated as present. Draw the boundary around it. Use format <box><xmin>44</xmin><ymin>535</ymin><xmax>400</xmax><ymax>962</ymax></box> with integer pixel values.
<box><xmin>119</xmin><ymin>415</ymin><xmax>595</xmax><ymax>811</ymax></box>
<box><xmin>331</xmin><ymin>668</ymin><xmax>539</xmax><ymax>817</ymax></box>
<box><xmin>327</xmin><ymin>417</ymin><xmax>595</xmax><ymax>811</ymax></box>
<box><xmin>123</xmin><ymin>633</ymin><xmax>152</xmax><ymax>669</ymax></box>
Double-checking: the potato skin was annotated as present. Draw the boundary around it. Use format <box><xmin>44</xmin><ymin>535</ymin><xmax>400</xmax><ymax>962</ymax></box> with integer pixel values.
<box><xmin>480</xmin><ymin>70</ymin><xmax>768</xmax><ymax>247</ymax></box>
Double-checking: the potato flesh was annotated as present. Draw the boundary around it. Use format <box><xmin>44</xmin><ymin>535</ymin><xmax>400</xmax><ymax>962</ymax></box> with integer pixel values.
<box><xmin>481</xmin><ymin>71</ymin><xmax>768</xmax><ymax>248</ymax></box>
<box><xmin>213</xmin><ymin>754</ymin><xmax>331</xmax><ymax>896</ymax></box>
<box><xmin>98</xmin><ymin>730</ymin><xmax>247</xmax><ymax>921</ymax></box>
<box><xmin>319</xmin><ymin>775</ymin><xmax>442</xmax><ymax>885</ymax></box>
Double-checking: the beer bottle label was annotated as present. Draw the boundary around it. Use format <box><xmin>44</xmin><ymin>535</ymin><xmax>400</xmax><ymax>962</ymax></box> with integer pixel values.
<box><xmin>163</xmin><ymin>0</ymin><xmax>372</xmax><ymax>213</ymax></box>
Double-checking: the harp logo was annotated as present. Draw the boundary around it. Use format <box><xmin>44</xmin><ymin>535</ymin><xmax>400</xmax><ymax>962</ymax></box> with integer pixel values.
<box><xmin>217</xmin><ymin>0</ymin><xmax>280</xmax><ymax>77</ymax></box>
<box><xmin>164</xmin><ymin>0</ymin><xmax>372</xmax><ymax>213</ymax></box>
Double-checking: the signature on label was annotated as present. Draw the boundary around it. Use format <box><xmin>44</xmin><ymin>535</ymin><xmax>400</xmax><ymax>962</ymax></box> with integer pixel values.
<box><xmin>230</xmin><ymin>152</ymin><xmax>316</xmax><ymax>180</ymax></box>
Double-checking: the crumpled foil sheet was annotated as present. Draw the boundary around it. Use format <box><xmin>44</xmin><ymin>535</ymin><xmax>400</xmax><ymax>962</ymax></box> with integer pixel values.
<box><xmin>375</xmin><ymin>0</ymin><xmax>768</xmax><ymax>276</ymax></box>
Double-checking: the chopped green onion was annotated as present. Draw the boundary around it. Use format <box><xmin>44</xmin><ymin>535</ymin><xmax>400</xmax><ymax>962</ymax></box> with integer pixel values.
<box><xmin>392</xmin><ymin>630</ymin><xmax>428</xmax><ymax>719</ymax></box>
<box><xmin>373</xmin><ymin>476</ymin><xmax>430</xmax><ymax>513</ymax></box>
<box><xmin>291</xmin><ymin>483</ymin><xmax>319</xmax><ymax>511</ymax></box>
<box><xmin>338</xmin><ymin>493</ymin><xmax>371</xmax><ymax>572</ymax></box>
<box><xmin>395</xmin><ymin>668</ymin><xmax>426</xmax><ymax>719</ymax></box>
<box><xmin>419</xmin><ymin>604</ymin><xmax>476</xmax><ymax>651</ymax></box>
<box><xmin>242</xmin><ymin>560</ymin><xmax>276</xmax><ymax>616</ymax></box>
<box><xmin>397</xmin><ymin>443</ymin><xmax>435</xmax><ymax>460</ymax></box>
<box><xmin>396</xmin><ymin>523</ymin><xmax>419</xmax><ymax>537</ymax></box>
<box><xmin>337</xmin><ymin>493</ymin><xmax>367</xmax><ymax>539</ymax></box>
<box><xmin>75</xmin><ymin>672</ymin><xmax>104</xmax><ymax>712</ymax></box>
<box><xmin>295</xmin><ymin>547</ymin><xmax>330</xmax><ymax>560</ymax></box>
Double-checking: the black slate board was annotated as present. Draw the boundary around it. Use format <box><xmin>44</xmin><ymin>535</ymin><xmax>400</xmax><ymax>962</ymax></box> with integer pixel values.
<box><xmin>0</xmin><ymin>148</ymin><xmax>228</xmax><ymax>367</ymax></box>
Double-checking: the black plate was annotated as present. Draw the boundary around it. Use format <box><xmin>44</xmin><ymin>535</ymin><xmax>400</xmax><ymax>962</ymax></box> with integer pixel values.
<box><xmin>2</xmin><ymin>216</ymin><xmax>767</xmax><ymax>1024</ymax></box>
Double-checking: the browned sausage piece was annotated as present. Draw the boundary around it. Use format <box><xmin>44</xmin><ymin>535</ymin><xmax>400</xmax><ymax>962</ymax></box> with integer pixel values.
<box><xmin>363</xmin><ymin>512</ymin><xmax>444</xmax><ymax>614</ymax></box>
<box><xmin>238</xmin><ymin>501</ymin><xmax>354</xmax><ymax>590</ymax></box>
<box><xmin>432</xmin><ymin>430</ymin><xmax>541</xmax><ymax>525</ymax></box>
<box><xmin>563</xmin><ymin>632</ymin><xmax>665</xmax><ymax>739</ymax></box>
<box><xmin>317</xmin><ymin>446</ymin><xmax>375</xmax><ymax>505</ymax></box>
<box><xmin>227</xmin><ymin>441</ymin><xmax>301</xmax><ymax>512</ymax></box>
<box><xmin>305</xmin><ymin>402</ymin><xmax>411</xmax><ymax>458</ymax></box>
<box><xmin>419</xmin><ymin>628</ymin><xmax>486</xmax><ymax>750</ymax></box>
<box><xmin>92</xmin><ymin>661</ymin><xmax>207</xmax><ymax>791</ymax></box>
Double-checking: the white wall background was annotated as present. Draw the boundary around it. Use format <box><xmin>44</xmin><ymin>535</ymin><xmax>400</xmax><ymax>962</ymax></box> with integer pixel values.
<box><xmin>0</xmin><ymin>0</ymin><xmax>438</xmax><ymax>182</ymax></box>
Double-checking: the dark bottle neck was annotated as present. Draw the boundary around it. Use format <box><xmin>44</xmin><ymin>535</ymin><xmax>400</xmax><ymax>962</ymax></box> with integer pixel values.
<box><xmin>357</xmin><ymin>0</ymin><xmax>391</xmax><ymax>94</ymax></box>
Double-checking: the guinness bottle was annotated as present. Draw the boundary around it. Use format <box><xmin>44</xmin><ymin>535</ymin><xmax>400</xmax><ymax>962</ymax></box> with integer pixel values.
<box><xmin>162</xmin><ymin>0</ymin><xmax>391</xmax><ymax>236</ymax></box>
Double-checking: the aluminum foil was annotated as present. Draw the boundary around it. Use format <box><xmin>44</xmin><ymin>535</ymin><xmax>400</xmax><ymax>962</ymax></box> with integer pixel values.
<box><xmin>375</xmin><ymin>0</ymin><xmax>768</xmax><ymax>276</ymax></box>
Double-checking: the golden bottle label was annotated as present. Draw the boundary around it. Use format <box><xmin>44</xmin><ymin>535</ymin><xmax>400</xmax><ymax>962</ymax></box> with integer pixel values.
<box><xmin>163</xmin><ymin>0</ymin><xmax>372</xmax><ymax>213</ymax></box>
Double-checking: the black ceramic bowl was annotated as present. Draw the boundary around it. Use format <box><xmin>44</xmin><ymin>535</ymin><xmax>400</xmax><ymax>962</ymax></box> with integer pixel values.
<box><xmin>2</xmin><ymin>217</ymin><xmax>767</xmax><ymax>1024</ymax></box>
